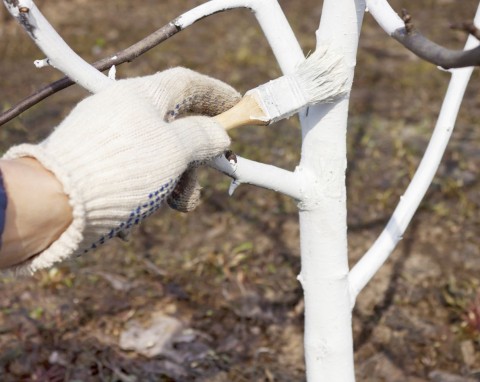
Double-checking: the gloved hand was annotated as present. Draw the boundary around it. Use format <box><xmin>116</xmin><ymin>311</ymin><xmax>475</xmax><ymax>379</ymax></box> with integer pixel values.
<box><xmin>3</xmin><ymin>68</ymin><xmax>240</xmax><ymax>274</ymax></box>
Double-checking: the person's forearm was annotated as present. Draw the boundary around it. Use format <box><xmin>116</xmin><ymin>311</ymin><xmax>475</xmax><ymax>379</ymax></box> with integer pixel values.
<box><xmin>0</xmin><ymin>157</ymin><xmax>72</xmax><ymax>270</ymax></box>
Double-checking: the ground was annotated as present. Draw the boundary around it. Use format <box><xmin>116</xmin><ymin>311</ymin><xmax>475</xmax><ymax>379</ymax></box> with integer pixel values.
<box><xmin>0</xmin><ymin>0</ymin><xmax>480</xmax><ymax>381</ymax></box>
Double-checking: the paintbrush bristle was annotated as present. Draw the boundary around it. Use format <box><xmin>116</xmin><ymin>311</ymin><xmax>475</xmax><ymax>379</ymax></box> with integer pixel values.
<box><xmin>295</xmin><ymin>47</ymin><xmax>349</xmax><ymax>105</ymax></box>
<box><xmin>245</xmin><ymin>46</ymin><xmax>349</xmax><ymax>124</ymax></box>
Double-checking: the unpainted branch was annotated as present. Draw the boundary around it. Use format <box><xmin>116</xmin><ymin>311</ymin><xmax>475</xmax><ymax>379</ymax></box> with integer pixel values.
<box><xmin>0</xmin><ymin>21</ymin><xmax>181</xmax><ymax>126</ymax></box>
<box><xmin>450</xmin><ymin>21</ymin><xmax>480</xmax><ymax>41</ymax></box>
<box><xmin>392</xmin><ymin>9</ymin><xmax>480</xmax><ymax>69</ymax></box>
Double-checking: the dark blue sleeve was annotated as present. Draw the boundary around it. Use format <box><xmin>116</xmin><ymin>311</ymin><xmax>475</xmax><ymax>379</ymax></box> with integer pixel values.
<box><xmin>0</xmin><ymin>169</ymin><xmax>7</xmax><ymax>247</ymax></box>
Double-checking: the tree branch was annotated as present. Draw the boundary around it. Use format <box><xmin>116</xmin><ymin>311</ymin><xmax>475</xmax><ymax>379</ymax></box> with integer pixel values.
<box><xmin>210</xmin><ymin>154</ymin><xmax>302</xmax><ymax>201</ymax></box>
<box><xmin>0</xmin><ymin>21</ymin><xmax>181</xmax><ymax>126</ymax></box>
<box><xmin>349</xmin><ymin>62</ymin><xmax>476</xmax><ymax>300</ymax></box>
<box><xmin>450</xmin><ymin>21</ymin><xmax>480</xmax><ymax>41</ymax></box>
<box><xmin>2</xmin><ymin>0</ymin><xmax>304</xmax><ymax>127</ymax></box>
<box><xmin>349</xmin><ymin>2</ymin><xmax>480</xmax><ymax>301</ymax></box>
<box><xmin>365</xmin><ymin>0</ymin><xmax>480</xmax><ymax>69</ymax></box>
<box><xmin>391</xmin><ymin>8</ymin><xmax>480</xmax><ymax>69</ymax></box>
<box><xmin>3</xmin><ymin>0</ymin><xmax>113</xmax><ymax>93</ymax></box>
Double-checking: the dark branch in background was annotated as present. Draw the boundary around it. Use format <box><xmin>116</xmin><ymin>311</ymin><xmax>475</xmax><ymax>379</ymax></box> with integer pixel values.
<box><xmin>0</xmin><ymin>21</ymin><xmax>181</xmax><ymax>126</ymax></box>
<box><xmin>391</xmin><ymin>9</ymin><xmax>480</xmax><ymax>69</ymax></box>
<box><xmin>450</xmin><ymin>21</ymin><xmax>480</xmax><ymax>41</ymax></box>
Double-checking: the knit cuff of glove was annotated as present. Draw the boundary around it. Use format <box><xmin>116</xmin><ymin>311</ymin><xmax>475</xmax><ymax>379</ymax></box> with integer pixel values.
<box><xmin>2</xmin><ymin>144</ymin><xmax>86</xmax><ymax>275</ymax></box>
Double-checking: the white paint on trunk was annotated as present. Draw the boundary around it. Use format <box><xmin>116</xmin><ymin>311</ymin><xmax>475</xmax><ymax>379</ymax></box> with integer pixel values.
<box><xmin>296</xmin><ymin>0</ymin><xmax>366</xmax><ymax>380</ymax></box>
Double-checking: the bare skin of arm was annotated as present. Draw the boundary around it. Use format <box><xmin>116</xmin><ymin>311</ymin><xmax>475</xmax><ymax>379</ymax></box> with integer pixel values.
<box><xmin>0</xmin><ymin>157</ymin><xmax>72</xmax><ymax>269</ymax></box>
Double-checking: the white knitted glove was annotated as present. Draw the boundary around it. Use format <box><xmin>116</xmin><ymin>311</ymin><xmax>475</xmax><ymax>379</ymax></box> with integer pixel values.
<box><xmin>3</xmin><ymin>68</ymin><xmax>240</xmax><ymax>273</ymax></box>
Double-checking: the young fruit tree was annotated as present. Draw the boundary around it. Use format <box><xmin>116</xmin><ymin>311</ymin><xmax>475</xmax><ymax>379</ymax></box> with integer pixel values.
<box><xmin>1</xmin><ymin>0</ymin><xmax>480</xmax><ymax>380</ymax></box>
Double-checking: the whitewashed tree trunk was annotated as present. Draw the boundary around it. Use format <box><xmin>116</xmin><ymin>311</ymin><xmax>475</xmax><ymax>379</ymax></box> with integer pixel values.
<box><xmin>296</xmin><ymin>1</ymin><xmax>365</xmax><ymax>380</ymax></box>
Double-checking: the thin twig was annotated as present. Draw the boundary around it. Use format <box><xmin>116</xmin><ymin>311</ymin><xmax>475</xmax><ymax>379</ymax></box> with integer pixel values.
<box><xmin>0</xmin><ymin>21</ymin><xmax>181</xmax><ymax>126</ymax></box>
<box><xmin>450</xmin><ymin>21</ymin><xmax>480</xmax><ymax>41</ymax></box>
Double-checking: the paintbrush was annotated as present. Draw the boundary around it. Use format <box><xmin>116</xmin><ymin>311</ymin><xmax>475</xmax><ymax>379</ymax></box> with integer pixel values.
<box><xmin>214</xmin><ymin>47</ymin><xmax>349</xmax><ymax>130</ymax></box>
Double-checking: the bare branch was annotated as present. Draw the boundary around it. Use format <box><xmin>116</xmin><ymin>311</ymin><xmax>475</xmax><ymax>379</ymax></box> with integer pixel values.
<box><xmin>0</xmin><ymin>21</ymin><xmax>181</xmax><ymax>126</ymax></box>
<box><xmin>450</xmin><ymin>21</ymin><xmax>480</xmax><ymax>41</ymax></box>
<box><xmin>392</xmin><ymin>9</ymin><xmax>480</xmax><ymax>69</ymax></box>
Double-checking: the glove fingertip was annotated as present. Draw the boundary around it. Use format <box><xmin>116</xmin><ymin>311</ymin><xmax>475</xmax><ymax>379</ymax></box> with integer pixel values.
<box><xmin>167</xmin><ymin>169</ymin><xmax>202</xmax><ymax>213</ymax></box>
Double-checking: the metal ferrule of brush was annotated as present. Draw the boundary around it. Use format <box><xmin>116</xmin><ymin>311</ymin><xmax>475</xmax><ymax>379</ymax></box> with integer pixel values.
<box><xmin>245</xmin><ymin>75</ymin><xmax>308</xmax><ymax>124</ymax></box>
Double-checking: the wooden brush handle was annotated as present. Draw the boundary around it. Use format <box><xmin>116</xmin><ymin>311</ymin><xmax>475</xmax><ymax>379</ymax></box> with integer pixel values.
<box><xmin>213</xmin><ymin>93</ymin><xmax>269</xmax><ymax>130</ymax></box>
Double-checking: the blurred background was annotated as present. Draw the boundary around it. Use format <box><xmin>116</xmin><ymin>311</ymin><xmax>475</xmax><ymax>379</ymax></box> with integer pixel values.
<box><xmin>0</xmin><ymin>1</ymin><xmax>480</xmax><ymax>380</ymax></box>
